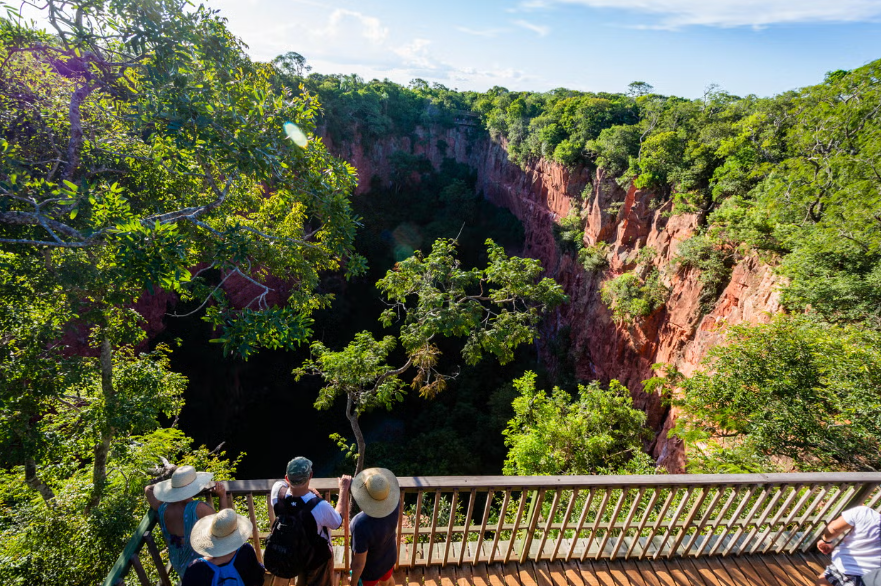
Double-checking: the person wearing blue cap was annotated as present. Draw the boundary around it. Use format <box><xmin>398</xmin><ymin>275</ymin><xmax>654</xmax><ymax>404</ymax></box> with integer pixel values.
<box><xmin>269</xmin><ymin>457</ymin><xmax>351</xmax><ymax>586</ymax></box>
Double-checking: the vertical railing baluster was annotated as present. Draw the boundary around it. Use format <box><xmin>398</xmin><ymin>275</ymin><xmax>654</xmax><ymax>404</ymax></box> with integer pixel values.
<box><xmin>535</xmin><ymin>488</ymin><xmax>563</xmax><ymax>561</ymax></box>
<box><xmin>566</xmin><ymin>489</ymin><xmax>595</xmax><ymax>561</ymax></box>
<box><xmin>442</xmin><ymin>489</ymin><xmax>459</xmax><ymax>567</ymax></box>
<box><xmin>741</xmin><ymin>485</ymin><xmax>788</xmax><ymax>555</ymax></box>
<box><xmin>409</xmin><ymin>490</ymin><xmax>425</xmax><ymax>568</ymax></box>
<box><xmin>780</xmin><ymin>484</ymin><xmax>830</xmax><ymax>553</ymax></box>
<box><xmin>625</xmin><ymin>489</ymin><xmax>660</xmax><ymax>560</ymax></box>
<box><xmin>520</xmin><ymin>488</ymin><xmax>547</xmax><ymax>564</ymax></box>
<box><xmin>473</xmin><ymin>490</ymin><xmax>494</xmax><ymax>566</ymax></box>
<box><xmin>610</xmin><ymin>488</ymin><xmax>645</xmax><ymax>560</ymax></box>
<box><xmin>708</xmin><ymin>485</ymin><xmax>756</xmax><ymax>557</ymax></box>
<box><xmin>581</xmin><ymin>488</ymin><xmax>611</xmax><ymax>562</ymax></box>
<box><xmin>457</xmin><ymin>489</ymin><xmax>477</xmax><ymax>566</ymax></box>
<box><xmin>130</xmin><ymin>553</ymin><xmax>151</xmax><ymax>586</ymax></box>
<box><xmin>246</xmin><ymin>493</ymin><xmax>263</xmax><ymax>564</ymax></box>
<box><xmin>504</xmin><ymin>490</ymin><xmax>530</xmax><ymax>563</ymax></box>
<box><xmin>489</xmin><ymin>489</ymin><xmax>511</xmax><ymax>564</ymax></box>
<box><xmin>695</xmin><ymin>485</ymin><xmax>737</xmax><ymax>557</ymax></box>
<box><xmin>666</xmin><ymin>486</ymin><xmax>710</xmax><ymax>558</ymax></box>
<box><xmin>143</xmin><ymin>532</ymin><xmax>172</xmax><ymax>586</ymax></box>
<box><xmin>426</xmin><ymin>490</ymin><xmax>442</xmax><ymax>565</ymax></box>
<box><xmin>595</xmin><ymin>488</ymin><xmax>629</xmax><ymax>560</ymax></box>
<box><xmin>722</xmin><ymin>486</ymin><xmax>771</xmax><ymax>556</ymax></box>
<box><xmin>395</xmin><ymin>489</ymin><xmax>405</xmax><ymax>570</ymax></box>
<box><xmin>764</xmin><ymin>483</ymin><xmax>815</xmax><ymax>554</ymax></box>
<box><xmin>752</xmin><ymin>484</ymin><xmax>804</xmax><ymax>555</ymax></box>
<box><xmin>680</xmin><ymin>486</ymin><xmax>724</xmax><ymax>556</ymax></box>
<box><xmin>792</xmin><ymin>483</ymin><xmax>855</xmax><ymax>552</ymax></box>
<box><xmin>640</xmin><ymin>488</ymin><xmax>677</xmax><ymax>560</ymax></box>
<box><xmin>653</xmin><ymin>487</ymin><xmax>695</xmax><ymax>560</ymax></box>
<box><xmin>551</xmin><ymin>489</ymin><xmax>579</xmax><ymax>562</ymax></box>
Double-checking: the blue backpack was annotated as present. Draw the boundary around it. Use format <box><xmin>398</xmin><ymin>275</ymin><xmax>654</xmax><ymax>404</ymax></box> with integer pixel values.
<box><xmin>195</xmin><ymin>550</ymin><xmax>245</xmax><ymax>586</ymax></box>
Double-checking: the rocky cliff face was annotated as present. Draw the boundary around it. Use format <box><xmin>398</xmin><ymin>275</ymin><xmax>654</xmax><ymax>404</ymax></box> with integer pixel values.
<box><xmin>328</xmin><ymin>127</ymin><xmax>784</xmax><ymax>472</ymax></box>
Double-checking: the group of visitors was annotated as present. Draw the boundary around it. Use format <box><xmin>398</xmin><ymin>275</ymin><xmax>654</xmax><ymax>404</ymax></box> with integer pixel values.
<box><xmin>147</xmin><ymin>460</ymin><xmax>881</xmax><ymax>586</ymax></box>
<box><xmin>145</xmin><ymin>459</ymin><xmax>400</xmax><ymax>586</ymax></box>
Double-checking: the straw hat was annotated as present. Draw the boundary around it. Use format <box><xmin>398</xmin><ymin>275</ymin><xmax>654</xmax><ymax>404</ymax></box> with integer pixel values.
<box><xmin>351</xmin><ymin>468</ymin><xmax>400</xmax><ymax>518</ymax></box>
<box><xmin>152</xmin><ymin>465</ymin><xmax>213</xmax><ymax>503</ymax></box>
<box><xmin>190</xmin><ymin>509</ymin><xmax>253</xmax><ymax>558</ymax></box>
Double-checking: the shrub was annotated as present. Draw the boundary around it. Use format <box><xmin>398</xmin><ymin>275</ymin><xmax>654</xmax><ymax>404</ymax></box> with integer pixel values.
<box><xmin>672</xmin><ymin>234</ymin><xmax>735</xmax><ymax>312</ymax></box>
<box><xmin>578</xmin><ymin>243</ymin><xmax>610</xmax><ymax>272</ymax></box>
<box><xmin>601</xmin><ymin>269</ymin><xmax>668</xmax><ymax>324</ymax></box>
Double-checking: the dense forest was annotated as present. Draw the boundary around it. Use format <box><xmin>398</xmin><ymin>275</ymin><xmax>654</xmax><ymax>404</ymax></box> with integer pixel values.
<box><xmin>0</xmin><ymin>1</ymin><xmax>879</xmax><ymax>584</ymax></box>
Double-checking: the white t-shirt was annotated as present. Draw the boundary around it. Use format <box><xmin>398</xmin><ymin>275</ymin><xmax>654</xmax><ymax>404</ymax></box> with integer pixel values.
<box><xmin>270</xmin><ymin>480</ymin><xmax>342</xmax><ymax>544</ymax></box>
<box><xmin>833</xmin><ymin>506</ymin><xmax>881</xmax><ymax>576</ymax></box>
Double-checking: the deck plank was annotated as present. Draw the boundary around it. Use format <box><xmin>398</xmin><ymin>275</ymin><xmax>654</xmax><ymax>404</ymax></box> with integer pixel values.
<box><xmin>425</xmin><ymin>565</ymin><xmax>442</xmax><ymax>586</ymax></box>
<box><xmin>545</xmin><ymin>561</ymin><xmax>570</xmax><ymax>586</ymax></box>
<box><xmin>532</xmin><ymin>562</ymin><xmax>554</xmax><ymax>586</ymax></box>
<box><xmin>584</xmin><ymin>560</ymin><xmax>616</xmax><ymax>586</ymax></box>
<box><xmin>684</xmin><ymin>558</ymin><xmax>721</xmax><ymax>586</ymax></box>
<box><xmin>619</xmin><ymin>561</ymin><xmax>647</xmax><ymax>586</ymax></box>
<box><xmin>705</xmin><ymin>556</ymin><xmax>745</xmax><ymax>586</ymax></box>
<box><xmin>771</xmin><ymin>552</ymin><xmax>812</xmax><ymax>585</ymax></box>
<box><xmin>647</xmin><ymin>560</ymin><xmax>677</xmax><ymax>586</ymax></box>
<box><xmin>408</xmin><ymin>566</ymin><xmax>425</xmax><ymax>586</ymax></box>
<box><xmin>470</xmin><ymin>561</ymin><xmax>491</xmax><ymax>586</ymax></box>
<box><xmin>738</xmin><ymin>556</ymin><xmax>776</xmax><ymax>586</ymax></box>
<box><xmin>659</xmin><ymin>559</ymin><xmax>689</xmax><ymax>586</ymax></box>
<box><xmin>605</xmin><ymin>560</ymin><xmax>633</xmax><ymax>586</ymax></box>
<box><xmin>562</xmin><ymin>561</ymin><xmax>586</xmax><ymax>586</ymax></box>
<box><xmin>758</xmin><ymin>555</ymin><xmax>801</xmax><ymax>586</ymax></box>
<box><xmin>393</xmin><ymin>568</ymin><xmax>409</xmax><ymax>586</ymax></box>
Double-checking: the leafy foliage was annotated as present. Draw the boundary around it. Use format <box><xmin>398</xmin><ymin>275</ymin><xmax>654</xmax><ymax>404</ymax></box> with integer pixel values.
<box><xmin>671</xmin><ymin>316</ymin><xmax>881</xmax><ymax>471</ymax></box>
<box><xmin>600</xmin><ymin>268</ymin><xmax>668</xmax><ymax>324</ymax></box>
<box><xmin>502</xmin><ymin>372</ymin><xmax>655</xmax><ymax>476</ymax></box>
<box><xmin>296</xmin><ymin>238</ymin><xmax>567</xmax><ymax>472</ymax></box>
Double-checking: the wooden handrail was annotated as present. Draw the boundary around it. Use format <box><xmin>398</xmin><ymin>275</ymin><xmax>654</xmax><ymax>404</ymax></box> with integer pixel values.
<box><xmin>105</xmin><ymin>473</ymin><xmax>881</xmax><ymax>585</ymax></box>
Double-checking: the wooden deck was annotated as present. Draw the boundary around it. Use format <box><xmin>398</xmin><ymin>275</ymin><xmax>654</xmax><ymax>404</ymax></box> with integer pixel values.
<box><xmin>264</xmin><ymin>552</ymin><xmax>828</xmax><ymax>586</ymax></box>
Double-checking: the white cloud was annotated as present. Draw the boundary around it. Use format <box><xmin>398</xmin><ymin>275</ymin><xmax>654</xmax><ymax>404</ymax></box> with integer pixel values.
<box><xmin>513</xmin><ymin>19</ymin><xmax>551</xmax><ymax>36</ymax></box>
<box><xmin>527</xmin><ymin>0</ymin><xmax>881</xmax><ymax>28</ymax></box>
<box><xmin>456</xmin><ymin>26</ymin><xmax>507</xmax><ymax>38</ymax></box>
<box><xmin>320</xmin><ymin>9</ymin><xmax>389</xmax><ymax>44</ymax></box>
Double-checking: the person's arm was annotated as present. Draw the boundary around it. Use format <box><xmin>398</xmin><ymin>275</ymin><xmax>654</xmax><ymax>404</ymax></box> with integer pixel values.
<box><xmin>236</xmin><ymin>544</ymin><xmax>266</xmax><ymax>586</ymax></box>
<box><xmin>336</xmin><ymin>475</ymin><xmax>352</xmax><ymax>519</ymax></box>
<box><xmin>818</xmin><ymin>516</ymin><xmax>854</xmax><ymax>554</ymax></box>
<box><xmin>144</xmin><ymin>484</ymin><xmax>161</xmax><ymax>511</ymax></box>
<box><xmin>350</xmin><ymin>551</ymin><xmax>367</xmax><ymax>586</ymax></box>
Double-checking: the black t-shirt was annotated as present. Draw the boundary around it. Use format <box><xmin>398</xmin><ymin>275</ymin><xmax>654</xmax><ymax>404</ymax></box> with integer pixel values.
<box><xmin>350</xmin><ymin>507</ymin><xmax>399</xmax><ymax>581</ymax></box>
<box><xmin>181</xmin><ymin>543</ymin><xmax>265</xmax><ymax>586</ymax></box>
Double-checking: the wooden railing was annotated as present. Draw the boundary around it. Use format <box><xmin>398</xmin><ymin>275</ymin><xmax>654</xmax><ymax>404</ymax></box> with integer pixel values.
<box><xmin>105</xmin><ymin>472</ymin><xmax>881</xmax><ymax>585</ymax></box>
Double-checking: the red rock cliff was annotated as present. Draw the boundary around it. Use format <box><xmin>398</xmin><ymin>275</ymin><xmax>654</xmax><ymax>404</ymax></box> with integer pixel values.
<box><xmin>327</xmin><ymin>128</ymin><xmax>784</xmax><ymax>472</ymax></box>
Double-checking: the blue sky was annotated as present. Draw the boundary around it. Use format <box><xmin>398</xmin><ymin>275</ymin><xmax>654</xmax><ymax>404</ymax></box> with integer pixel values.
<box><xmin>31</xmin><ymin>0</ymin><xmax>881</xmax><ymax>98</ymax></box>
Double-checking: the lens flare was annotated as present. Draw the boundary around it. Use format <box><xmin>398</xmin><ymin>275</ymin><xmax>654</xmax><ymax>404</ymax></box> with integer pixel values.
<box><xmin>283</xmin><ymin>122</ymin><xmax>308</xmax><ymax>148</ymax></box>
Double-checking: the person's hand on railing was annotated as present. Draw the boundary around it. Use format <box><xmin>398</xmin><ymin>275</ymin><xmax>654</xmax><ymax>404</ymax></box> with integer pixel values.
<box><xmin>211</xmin><ymin>480</ymin><xmax>228</xmax><ymax>509</ymax></box>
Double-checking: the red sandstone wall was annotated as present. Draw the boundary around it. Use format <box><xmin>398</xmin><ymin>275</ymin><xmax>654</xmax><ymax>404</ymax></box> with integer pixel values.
<box><xmin>327</xmin><ymin>128</ymin><xmax>784</xmax><ymax>472</ymax></box>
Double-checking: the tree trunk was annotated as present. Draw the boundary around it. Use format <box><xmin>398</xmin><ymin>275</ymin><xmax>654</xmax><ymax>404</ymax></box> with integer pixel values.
<box><xmin>63</xmin><ymin>81</ymin><xmax>93</xmax><ymax>180</ymax></box>
<box><xmin>25</xmin><ymin>458</ymin><xmax>55</xmax><ymax>504</ymax></box>
<box><xmin>86</xmin><ymin>337</ymin><xmax>114</xmax><ymax>513</ymax></box>
<box><xmin>346</xmin><ymin>394</ymin><xmax>366</xmax><ymax>476</ymax></box>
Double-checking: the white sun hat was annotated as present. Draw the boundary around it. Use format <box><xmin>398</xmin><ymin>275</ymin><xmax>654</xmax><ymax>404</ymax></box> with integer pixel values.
<box><xmin>152</xmin><ymin>465</ymin><xmax>213</xmax><ymax>503</ymax></box>
<box><xmin>351</xmin><ymin>468</ymin><xmax>401</xmax><ymax>518</ymax></box>
<box><xmin>190</xmin><ymin>509</ymin><xmax>253</xmax><ymax>558</ymax></box>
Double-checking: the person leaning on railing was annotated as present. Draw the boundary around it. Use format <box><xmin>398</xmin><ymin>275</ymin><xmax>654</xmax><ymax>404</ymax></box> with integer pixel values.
<box><xmin>816</xmin><ymin>505</ymin><xmax>881</xmax><ymax>586</ymax></box>
<box><xmin>144</xmin><ymin>465</ymin><xmax>228</xmax><ymax>580</ymax></box>
<box><xmin>349</xmin><ymin>468</ymin><xmax>401</xmax><ymax>586</ymax></box>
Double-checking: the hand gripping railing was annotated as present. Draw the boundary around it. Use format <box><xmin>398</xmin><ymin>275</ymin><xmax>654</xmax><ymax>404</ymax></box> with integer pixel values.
<box><xmin>104</xmin><ymin>472</ymin><xmax>881</xmax><ymax>585</ymax></box>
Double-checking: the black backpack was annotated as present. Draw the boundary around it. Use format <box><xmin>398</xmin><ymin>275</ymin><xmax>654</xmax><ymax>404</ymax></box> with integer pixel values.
<box><xmin>263</xmin><ymin>487</ymin><xmax>333</xmax><ymax>578</ymax></box>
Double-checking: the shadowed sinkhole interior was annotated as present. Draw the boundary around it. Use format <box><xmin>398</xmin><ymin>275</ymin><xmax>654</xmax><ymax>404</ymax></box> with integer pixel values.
<box><xmin>152</xmin><ymin>171</ymin><xmax>551</xmax><ymax>480</ymax></box>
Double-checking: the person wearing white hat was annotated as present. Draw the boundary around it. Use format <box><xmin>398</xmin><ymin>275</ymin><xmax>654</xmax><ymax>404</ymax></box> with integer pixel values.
<box><xmin>181</xmin><ymin>509</ymin><xmax>265</xmax><ymax>586</ymax></box>
<box><xmin>349</xmin><ymin>468</ymin><xmax>401</xmax><ymax>586</ymax></box>
<box><xmin>144</xmin><ymin>465</ymin><xmax>228</xmax><ymax>579</ymax></box>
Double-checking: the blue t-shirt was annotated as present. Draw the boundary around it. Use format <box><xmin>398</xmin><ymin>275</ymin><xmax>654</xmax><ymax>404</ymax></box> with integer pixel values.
<box><xmin>350</xmin><ymin>508</ymin><xmax>399</xmax><ymax>581</ymax></box>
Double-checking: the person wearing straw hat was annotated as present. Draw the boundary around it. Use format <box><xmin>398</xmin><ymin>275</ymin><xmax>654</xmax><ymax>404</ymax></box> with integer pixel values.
<box><xmin>349</xmin><ymin>468</ymin><xmax>401</xmax><ymax>586</ymax></box>
<box><xmin>144</xmin><ymin>465</ymin><xmax>228</xmax><ymax>580</ymax></box>
<box><xmin>181</xmin><ymin>509</ymin><xmax>265</xmax><ymax>586</ymax></box>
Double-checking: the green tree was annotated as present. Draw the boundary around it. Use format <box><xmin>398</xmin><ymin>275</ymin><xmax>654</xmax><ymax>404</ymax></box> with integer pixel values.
<box><xmin>0</xmin><ymin>1</ymin><xmax>361</xmax><ymax>582</ymax></box>
<box><xmin>295</xmin><ymin>238</ymin><xmax>567</xmax><ymax>473</ymax></box>
<box><xmin>671</xmin><ymin>316</ymin><xmax>881</xmax><ymax>471</ymax></box>
<box><xmin>502</xmin><ymin>371</ymin><xmax>655</xmax><ymax>475</ymax></box>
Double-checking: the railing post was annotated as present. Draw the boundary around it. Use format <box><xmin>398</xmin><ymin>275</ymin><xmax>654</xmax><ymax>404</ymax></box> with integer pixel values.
<box><xmin>519</xmin><ymin>488</ymin><xmax>546</xmax><ymax>564</ymax></box>
<box><xmin>143</xmin><ymin>531</ymin><xmax>172</xmax><ymax>586</ymax></box>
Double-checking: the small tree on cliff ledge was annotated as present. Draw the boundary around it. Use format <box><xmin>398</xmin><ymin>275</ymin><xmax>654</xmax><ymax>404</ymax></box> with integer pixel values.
<box><xmin>294</xmin><ymin>238</ymin><xmax>567</xmax><ymax>474</ymax></box>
